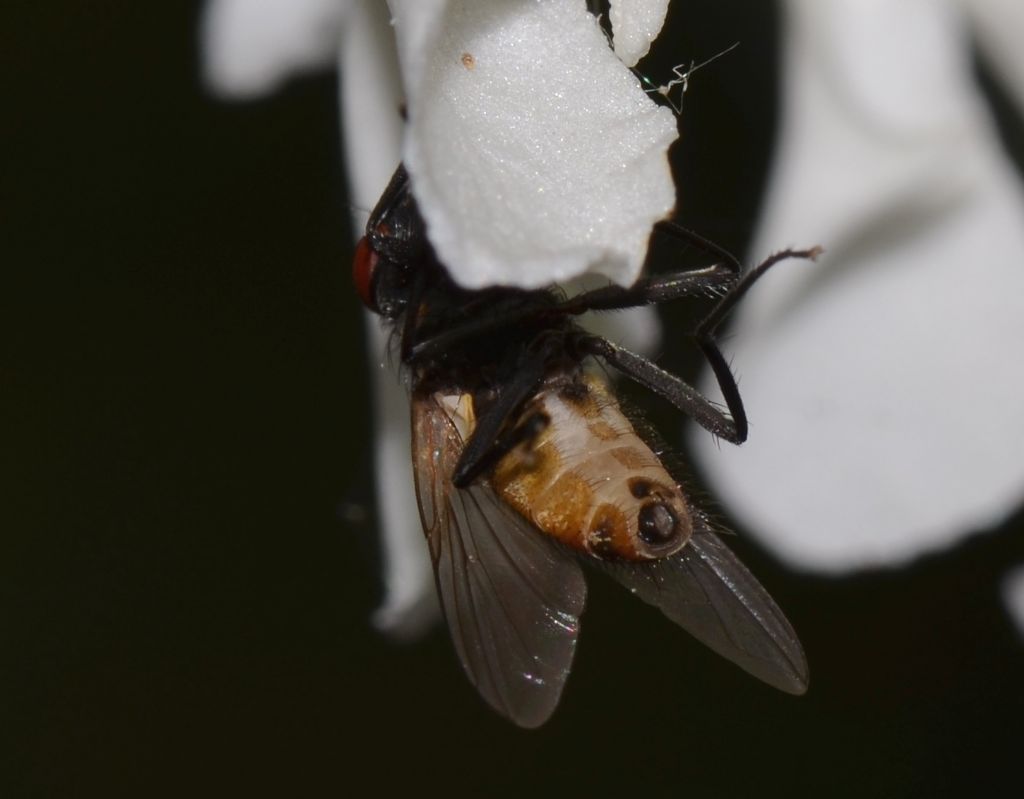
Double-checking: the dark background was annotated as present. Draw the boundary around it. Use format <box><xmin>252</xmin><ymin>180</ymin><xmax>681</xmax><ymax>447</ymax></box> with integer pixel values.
<box><xmin>5</xmin><ymin>2</ymin><xmax>1024</xmax><ymax>796</ymax></box>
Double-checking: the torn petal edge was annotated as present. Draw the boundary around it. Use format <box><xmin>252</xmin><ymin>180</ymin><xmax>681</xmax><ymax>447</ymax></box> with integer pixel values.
<box><xmin>609</xmin><ymin>0</ymin><xmax>671</xmax><ymax>67</ymax></box>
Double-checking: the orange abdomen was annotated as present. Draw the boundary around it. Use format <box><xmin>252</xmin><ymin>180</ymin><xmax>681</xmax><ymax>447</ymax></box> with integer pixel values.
<box><xmin>490</xmin><ymin>373</ymin><xmax>692</xmax><ymax>560</ymax></box>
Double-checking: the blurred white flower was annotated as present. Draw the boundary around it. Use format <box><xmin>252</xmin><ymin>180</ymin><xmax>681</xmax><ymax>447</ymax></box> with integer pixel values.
<box><xmin>202</xmin><ymin>0</ymin><xmax>676</xmax><ymax>637</ymax></box>
<box><xmin>689</xmin><ymin>0</ymin><xmax>1024</xmax><ymax>599</ymax></box>
<box><xmin>1003</xmin><ymin>565</ymin><xmax>1024</xmax><ymax>636</ymax></box>
<box><xmin>204</xmin><ymin>0</ymin><xmax>1024</xmax><ymax>636</ymax></box>
<box><xmin>202</xmin><ymin>0</ymin><xmax>352</xmax><ymax>97</ymax></box>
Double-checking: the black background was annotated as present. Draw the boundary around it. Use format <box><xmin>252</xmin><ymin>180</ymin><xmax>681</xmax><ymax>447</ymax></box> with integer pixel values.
<box><xmin>5</xmin><ymin>2</ymin><xmax>1024</xmax><ymax>796</ymax></box>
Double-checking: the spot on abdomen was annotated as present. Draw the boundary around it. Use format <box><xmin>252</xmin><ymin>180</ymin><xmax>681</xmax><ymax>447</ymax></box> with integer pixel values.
<box><xmin>587</xmin><ymin>503</ymin><xmax>628</xmax><ymax>558</ymax></box>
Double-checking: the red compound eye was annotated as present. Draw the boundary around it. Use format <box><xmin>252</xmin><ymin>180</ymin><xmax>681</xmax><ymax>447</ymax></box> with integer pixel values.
<box><xmin>353</xmin><ymin>236</ymin><xmax>379</xmax><ymax>312</ymax></box>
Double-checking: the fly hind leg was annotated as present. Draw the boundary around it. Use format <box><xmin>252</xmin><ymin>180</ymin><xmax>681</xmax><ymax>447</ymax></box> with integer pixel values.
<box><xmin>451</xmin><ymin>343</ymin><xmax>554</xmax><ymax>488</ymax></box>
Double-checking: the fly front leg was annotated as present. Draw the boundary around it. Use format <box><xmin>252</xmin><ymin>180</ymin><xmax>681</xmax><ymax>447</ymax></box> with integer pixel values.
<box><xmin>405</xmin><ymin>261</ymin><xmax>734</xmax><ymax>363</ymax></box>
<box><xmin>406</xmin><ymin>226</ymin><xmax>755</xmax><ymax>362</ymax></box>
<box><xmin>551</xmin><ymin>221</ymin><xmax>746</xmax><ymax>316</ymax></box>
<box><xmin>555</xmin><ymin>220</ymin><xmax>756</xmax><ymax>441</ymax></box>
<box><xmin>577</xmin><ymin>245</ymin><xmax>823</xmax><ymax>443</ymax></box>
<box><xmin>695</xmin><ymin>246</ymin><xmax>824</xmax><ymax>339</ymax></box>
<box><xmin>554</xmin><ymin>263</ymin><xmax>736</xmax><ymax>315</ymax></box>
<box><xmin>690</xmin><ymin>245</ymin><xmax>823</xmax><ymax>441</ymax></box>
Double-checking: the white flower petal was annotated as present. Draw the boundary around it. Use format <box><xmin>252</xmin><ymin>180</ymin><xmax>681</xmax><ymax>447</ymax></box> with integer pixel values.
<box><xmin>609</xmin><ymin>0</ymin><xmax>671</xmax><ymax>68</ymax></box>
<box><xmin>388</xmin><ymin>0</ymin><xmax>678</xmax><ymax>290</ymax></box>
<box><xmin>201</xmin><ymin>0</ymin><xmax>351</xmax><ymax>98</ymax></box>
<box><xmin>581</xmin><ymin>305</ymin><xmax>661</xmax><ymax>357</ymax></box>
<box><xmin>338</xmin><ymin>2</ymin><xmax>405</xmax><ymax>231</ymax></box>
<box><xmin>337</xmin><ymin>2</ymin><xmax>439</xmax><ymax>637</ymax></box>
<box><xmin>689</xmin><ymin>0</ymin><xmax>1024</xmax><ymax>572</ymax></box>
<box><xmin>364</xmin><ymin>341</ymin><xmax>441</xmax><ymax>638</ymax></box>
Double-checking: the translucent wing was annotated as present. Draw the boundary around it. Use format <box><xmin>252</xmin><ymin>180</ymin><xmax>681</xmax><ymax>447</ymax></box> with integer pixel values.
<box><xmin>596</xmin><ymin>521</ymin><xmax>808</xmax><ymax>694</ymax></box>
<box><xmin>412</xmin><ymin>392</ymin><xmax>587</xmax><ymax>728</ymax></box>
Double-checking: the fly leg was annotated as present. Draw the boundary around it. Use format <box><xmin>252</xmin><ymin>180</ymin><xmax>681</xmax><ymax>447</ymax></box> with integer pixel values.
<box><xmin>451</xmin><ymin>343</ymin><xmax>553</xmax><ymax>488</ymax></box>
<box><xmin>553</xmin><ymin>263</ymin><xmax>735</xmax><ymax>315</ymax></box>
<box><xmin>576</xmin><ymin>245</ymin><xmax>822</xmax><ymax>443</ymax></box>
<box><xmin>574</xmin><ymin>334</ymin><xmax>748</xmax><ymax>443</ymax></box>
<box><xmin>558</xmin><ymin>222</ymin><xmax>745</xmax><ymax>314</ymax></box>
<box><xmin>454</xmin><ymin>411</ymin><xmax>550</xmax><ymax>489</ymax></box>
<box><xmin>555</xmin><ymin>224</ymin><xmax>812</xmax><ymax>313</ymax></box>
<box><xmin>407</xmin><ymin>260</ymin><xmax>736</xmax><ymax>365</ymax></box>
<box><xmin>407</xmin><ymin>226</ymin><xmax>750</xmax><ymax>362</ymax></box>
<box><xmin>689</xmin><ymin>246</ymin><xmax>821</xmax><ymax>441</ymax></box>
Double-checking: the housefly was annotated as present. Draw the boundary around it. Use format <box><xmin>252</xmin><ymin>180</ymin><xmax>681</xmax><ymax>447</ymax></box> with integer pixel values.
<box><xmin>354</xmin><ymin>164</ymin><xmax>820</xmax><ymax>728</ymax></box>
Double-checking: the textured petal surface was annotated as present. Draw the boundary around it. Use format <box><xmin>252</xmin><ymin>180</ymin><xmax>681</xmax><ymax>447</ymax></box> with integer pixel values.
<box><xmin>689</xmin><ymin>0</ymin><xmax>1024</xmax><ymax>572</ymax></box>
<box><xmin>389</xmin><ymin>0</ymin><xmax>678</xmax><ymax>289</ymax></box>
<box><xmin>201</xmin><ymin>0</ymin><xmax>351</xmax><ymax>97</ymax></box>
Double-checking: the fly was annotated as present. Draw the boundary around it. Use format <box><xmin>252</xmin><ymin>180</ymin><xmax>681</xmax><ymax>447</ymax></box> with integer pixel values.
<box><xmin>355</xmin><ymin>163</ymin><xmax>821</xmax><ymax>728</ymax></box>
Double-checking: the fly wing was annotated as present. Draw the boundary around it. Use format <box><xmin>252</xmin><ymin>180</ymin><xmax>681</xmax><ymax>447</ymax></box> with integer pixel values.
<box><xmin>597</xmin><ymin>523</ymin><xmax>808</xmax><ymax>694</ymax></box>
<box><xmin>412</xmin><ymin>392</ymin><xmax>587</xmax><ymax>728</ymax></box>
